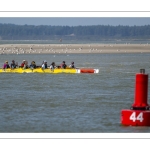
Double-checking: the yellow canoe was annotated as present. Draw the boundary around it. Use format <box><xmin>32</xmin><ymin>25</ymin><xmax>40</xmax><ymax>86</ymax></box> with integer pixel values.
<box><xmin>0</xmin><ymin>68</ymin><xmax>77</xmax><ymax>73</ymax></box>
<box><xmin>0</xmin><ymin>68</ymin><xmax>99</xmax><ymax>74</ymax></box>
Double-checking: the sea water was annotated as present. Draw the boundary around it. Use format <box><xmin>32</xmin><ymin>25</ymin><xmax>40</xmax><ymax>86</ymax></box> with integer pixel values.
<box><xmin>0</xmin><ymin>53</ymin><xmax>150</xmax><ymax>133</ymax></box>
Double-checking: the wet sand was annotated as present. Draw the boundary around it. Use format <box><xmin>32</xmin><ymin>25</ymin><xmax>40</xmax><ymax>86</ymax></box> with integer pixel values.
<box><xmin>0</xmin><ymin>44</ymin><xmax>150</xmax><ymax>54</ymax></box>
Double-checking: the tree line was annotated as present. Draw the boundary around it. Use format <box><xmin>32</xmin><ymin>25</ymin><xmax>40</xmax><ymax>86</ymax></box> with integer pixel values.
<box><xmin>0</xmin><ymin>23</ymin><xmax>150</xmax><ymax>40</ymax></box>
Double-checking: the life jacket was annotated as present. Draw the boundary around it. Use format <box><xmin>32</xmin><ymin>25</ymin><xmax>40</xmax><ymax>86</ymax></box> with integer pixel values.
<box><xmin>50</xmin><ymin>65</ymin><xmax>54</xmax><ymax>69</ymax></box>
<box><xmin>11</xmin><ymin>63</ymin><xmax>17</xmax><ymax>68</ymax></box>
<box><xmin>41</xmin><ymin>63</ymin><xmax>47</xmax><ymax>69</ymax></box>
<box><xmin>21</xmin><ymin>63</ymin><xmax>25</xmax><ymax>67</ymax></box>
<box><xmin>45</xmin><ymin>63</ymin><xmax>48</xmax><ymax>69</ymax></box>
<box><xmin>61</xmin><ymin>63</ymin><xmax>67</xmax><ymax>69</ymax></box>
<box><xmin>30</xmin><ymin>64</ymin><xmax>36</xmax><ymax>69</ymax></box>
<box><xmin>70</xmin><ymin>64</ymin><xmax>75</xmax><ymax>68</ymax></box>
<box><xmin>3</xmin><ymin>63</ymin><xmax>10</xmax><ymax>69</ymax></box>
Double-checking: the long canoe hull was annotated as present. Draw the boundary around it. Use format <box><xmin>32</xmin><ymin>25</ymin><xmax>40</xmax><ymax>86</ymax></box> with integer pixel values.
<box><xmin>0</xmin><ymin>68</ymin><xmax>99</xmax><ymax>74</ymax></box>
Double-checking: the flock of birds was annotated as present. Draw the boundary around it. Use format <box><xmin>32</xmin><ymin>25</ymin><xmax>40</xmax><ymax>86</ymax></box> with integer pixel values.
<box><xmin>0</xmin><ymin>43</ymin><xmax>149</xmax><ymax>55</ymax></box>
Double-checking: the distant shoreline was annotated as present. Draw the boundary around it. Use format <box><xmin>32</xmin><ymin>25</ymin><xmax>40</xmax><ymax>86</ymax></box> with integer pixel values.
<box><xmin>0</xmin><ymin>44</ymin><xmax>150</xmax><ymax>54</ymax></box>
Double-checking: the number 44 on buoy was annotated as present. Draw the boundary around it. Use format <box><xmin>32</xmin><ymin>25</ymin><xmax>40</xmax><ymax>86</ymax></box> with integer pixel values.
<box><xmin>121</xmin><ymin>69</ymin><xmax>150</xmax><ymax>126</ymax></box>
<box><xmin>130</xmin><ymin>112</ymin><xmax>144</xmax><ymax>122</ymax></box>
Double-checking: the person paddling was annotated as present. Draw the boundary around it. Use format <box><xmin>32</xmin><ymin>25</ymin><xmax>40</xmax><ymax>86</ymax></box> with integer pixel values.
<box><xmin>21</xmin><ymin>60</ymin><xmax>25</xmax><ymax>68</ymax></box>
<box><xmin>21</xmin><ymin>60</ymin><xmax>28</xmax><ymax>69</ymax></box>
<box><xmin>60</xmin><ymin>61</ymin><xmax>67</xmax><ymax>69</ymax></box>
<box><xmin>50</xmin><ymin>62</ymin><xmax>57</xmax><ymax>71</ymax></box>
<box><xmin>3</xmin><ymin>61</ymin><xmax>10</xmax><ymax>69</ymax></box>
<box><xmin>69</xmin><ymin>61</ymin><xmax>75</xmax><ymax>68</ymax></box>
<box><xmin>41</xmin><ymin>60</ymin><xmax>48</xmax><ymax>69</ymax></box>
<box><xmin>30</xmin><ymin>61</ymin><xmax>37</xmax><ymax>69</ymax></box>
<box><xmin>10</xmin><ymin>60</ymin><xmax>18</xmax><ymax>69</ymax></box>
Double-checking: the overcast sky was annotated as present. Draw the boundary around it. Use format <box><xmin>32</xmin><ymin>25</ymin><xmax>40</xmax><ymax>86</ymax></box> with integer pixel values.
<box><xmin>0</xmin><ymin>17</ymin><xmax>150</xmax><ymax>26</ymax></box>
<box><xmin>0</xmin><ymin>1</ymin><xmax>150</xmax><ymax>26</ymax></box>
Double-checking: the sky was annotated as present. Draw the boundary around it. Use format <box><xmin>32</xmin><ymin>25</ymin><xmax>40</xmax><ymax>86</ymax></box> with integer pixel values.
<box><xmin>0</xmin><ymin>17</ymin><xmax>150</xmax><ymax>26</ymax></box>
<box><xmin>0</xmin><ymin>0</ymin><xmax>150</xmax><ymax>26</ymax></box>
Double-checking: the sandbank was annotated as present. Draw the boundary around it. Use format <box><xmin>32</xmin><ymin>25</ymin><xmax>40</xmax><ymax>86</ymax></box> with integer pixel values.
<box><xmin>0</xmin><ymin>44</ymin><xmax>150</xmax><ymax>54</ymax></box>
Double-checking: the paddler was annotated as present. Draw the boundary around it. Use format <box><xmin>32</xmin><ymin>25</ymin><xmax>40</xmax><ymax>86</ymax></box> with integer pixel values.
<box><xmin>60</xmin><ymin>61</ymin><xmax>67</xmax><ymax>69</ymax></box>
<box><xmin>30</xmin><ymin>61</ymin><xmax>37</xmax><ymax>69</ymax></box>
<box><xmin>20</xmin><ymin>60</ymin><xmax>26</xmax><ymax>68</ymax></box>
<box><xmin>10</xmin><ymin>60</ymin><xmax>18</xmax><ymax>69</ymax></box>
<box><xmin>41</xmin><ymin>60</ymin><xmax>48</xmax><ymax>69</ymax></box>
<box><xmin>50</xmin><ymin>62</ymin><xmax>57</xmax><ymax>71</ymax></box>
<box><xmin>69</xmin><ymin>61</ymin><xmax>75</xmax><ymax>68</ymax></box>
<box><xmin>20</xmin><ymin>60</ymin><xmax>28</xmax><ymax>69</ymax></box>
<box><xmin>3</xmin><ymin>61</ymin><xmax>10</xmax><ymax>69</ymax></box>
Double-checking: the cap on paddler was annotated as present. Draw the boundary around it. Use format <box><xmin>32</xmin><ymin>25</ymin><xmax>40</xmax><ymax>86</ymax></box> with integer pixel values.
<box><xmin>5</xmin><ymin>61</ymin><xmax>8</xmax><ymax>63</ymax></box>
<box><xmin>44</xmin><ymin>60</ymin><xmax>47</xmax><ymax>63</ymax></box>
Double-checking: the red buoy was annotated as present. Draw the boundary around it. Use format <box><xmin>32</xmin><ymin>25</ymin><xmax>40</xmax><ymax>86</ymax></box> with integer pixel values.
<box><xmin>121</xmin><ymin>69</ymin><xmax>150</xmax><ymax>126</ymax></box>
<box><xmin>132</xmin><ymin>70</ymin><xmax>149</xmax><ymax>108</ymax></box>
<box><xmin>80</xmin><ymin>68</ymin><xmax>94</xmax><ymax>73</ymax></box>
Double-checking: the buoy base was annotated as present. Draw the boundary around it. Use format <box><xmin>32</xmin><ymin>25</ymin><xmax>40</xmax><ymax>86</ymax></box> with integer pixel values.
<box><xmin>121</xmin><ymin>109</ymin><xmax>150</xmax><ymax>126</ymax></box>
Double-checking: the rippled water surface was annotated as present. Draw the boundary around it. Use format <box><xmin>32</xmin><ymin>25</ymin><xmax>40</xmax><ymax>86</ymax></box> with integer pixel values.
<box><xmin>1</xmin><ymin>53</ymin><xmax>150</xmax><ymax>133</ymax></box>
